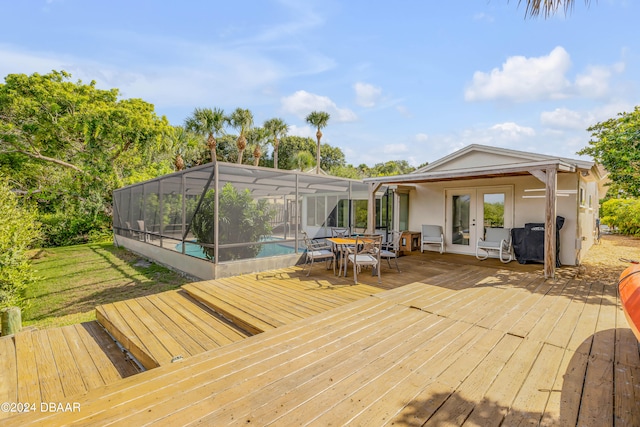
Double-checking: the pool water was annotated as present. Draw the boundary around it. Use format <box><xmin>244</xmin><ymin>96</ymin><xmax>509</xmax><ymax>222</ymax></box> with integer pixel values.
<box><xmin>176</xmin><ymin>239</ymin><xmax>296</xmax><ymax>260</ymax></box>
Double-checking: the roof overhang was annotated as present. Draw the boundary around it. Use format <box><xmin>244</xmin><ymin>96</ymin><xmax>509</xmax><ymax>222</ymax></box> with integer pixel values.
<box><xmin>364</xmin><ymin>159</ymin><xmax>577</xmax><ymax>185</ymax></box>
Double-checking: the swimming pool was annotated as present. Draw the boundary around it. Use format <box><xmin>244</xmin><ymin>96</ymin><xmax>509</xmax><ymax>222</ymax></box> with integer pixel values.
<box><xmin>176</xmin><ymin>238</ymin><xmax>296</xmax><ymax>260</ymax></box>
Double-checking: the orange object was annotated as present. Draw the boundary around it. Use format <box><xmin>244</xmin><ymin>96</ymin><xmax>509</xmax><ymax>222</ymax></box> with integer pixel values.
<box><xmin>619</xmin><ymin>262</ymin><xmax>640</xmax><ymax>341</ymax></box>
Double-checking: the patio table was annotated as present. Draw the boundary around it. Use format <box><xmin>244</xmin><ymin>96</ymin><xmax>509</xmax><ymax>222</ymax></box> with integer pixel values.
<box><xmin>327</xmin><ymin>236</ymin><xmax>378</xmax><ymax>278</ymax></box>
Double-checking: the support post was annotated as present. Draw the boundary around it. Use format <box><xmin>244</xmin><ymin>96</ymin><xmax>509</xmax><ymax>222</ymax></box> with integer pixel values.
<box><xmin>544</xmin><ymin>167</ymin><xmax>557</xmax><ymax>279</ymax></box>
<box><xmin>367</xmin><ymin>182</ymin><xmax>383</xmax><ymax>234</ymax></box>
<box><xmin>1</xmin><ymin>306</ymin><xmax>22</xmax><ymax>336</ymax></box>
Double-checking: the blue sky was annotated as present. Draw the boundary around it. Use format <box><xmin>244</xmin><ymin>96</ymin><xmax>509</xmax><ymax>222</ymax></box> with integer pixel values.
<box><xmin>1</xmin><ymin>0</ymin><xmax>638</xmax><ymax>167</ymax></box>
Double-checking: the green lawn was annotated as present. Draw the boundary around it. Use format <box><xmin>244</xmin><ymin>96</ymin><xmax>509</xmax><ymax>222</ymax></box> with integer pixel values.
<box><xmin>24</xmin><ymin>242</ymin><xmax>190</xmax><ymax>329</ymax></box>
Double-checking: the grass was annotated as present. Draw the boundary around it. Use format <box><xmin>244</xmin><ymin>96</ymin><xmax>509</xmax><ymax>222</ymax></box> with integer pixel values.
<box><xmin>23</xmin><ymin>242</ymin><xmax>190</xmax><ymax>329</ymax></box>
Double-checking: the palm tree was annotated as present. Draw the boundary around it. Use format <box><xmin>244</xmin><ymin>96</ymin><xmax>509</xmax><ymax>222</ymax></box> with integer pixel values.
<box><xmin>184</xmin><ymin>107</ymin><xmax>226</xmax><ymax>164</ymax></box>
<box><xmin>290</xmin><ymin>150</ymin><xmax>315</xmax><ymax>171</ymax></box>
<box><xmin>522</xmin><ymin>0</ymin><xmax>586</xmax><ymax>18</ymax></box>
<box><xmin>228</xmin><ymin>108</ymin><xmax>254</xmax><ymax>164</ymax></box>
<box><xmin>263</xmin><ymin>118</ymin><xmax>289</xmax><ymax>169</ymax></box>
<box><xmin>165</xmin><ymin>126</ymin><xmax>201</xmax><ymax>171</ymax></box>
<box><xmin>247</xmin><ymin>127</ymin><xmax>270</xmax><ymax>166</ymax></box>
<box><xmin>305</xmin><ymin>111</ymin><xmax>330</xmax><ymax>174</ymax></box>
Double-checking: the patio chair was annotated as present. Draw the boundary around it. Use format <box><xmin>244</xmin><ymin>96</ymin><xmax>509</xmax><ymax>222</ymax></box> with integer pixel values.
<box><xmin>421</xmin><ymin>225</ymin><xmax>444</xmax><ymax>254</ymax></box>
<box><xmin>380</xmin><ymin>230</ymin><xmax>402</xmax><ymax>272</ymax></box>
<box><xmin>476</xmin><ymin>227</ymin><xmax>513</xmax><ymax>263</ymax></box>
<box><xmin>347</xmin><ymin>234</ymin><xmax>382</xmax><ymax>285</ymax></box>
<box><xmin>302</xmin><ymin>231</ymin><xmax>336</xmax><ymax>276</ymax></box>
<box><xmin>330</xmin><ymin>227</ymin><xmax>351</xmax><ymax>238</ymax></box>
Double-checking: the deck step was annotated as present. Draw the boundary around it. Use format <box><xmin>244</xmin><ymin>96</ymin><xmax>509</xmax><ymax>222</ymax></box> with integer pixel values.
<box><xmin>95</xmin><ymin>290</ymin><xmax>249</xmax><ymax>369</ymax></box>
<box><xmin>0</xmin><ymin>321</ymin><xmax>138</xmax><ymax>421</ymax></box>
<box><xmin>181</xmin><ymin>270</ymin><xmax>384</xmax><ymax>335</ymax></box>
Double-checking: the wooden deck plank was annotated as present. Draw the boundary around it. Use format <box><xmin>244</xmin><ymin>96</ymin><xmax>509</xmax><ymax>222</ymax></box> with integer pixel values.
<box><xmin>156</xmin><ymin>291</ymin><xmax>248</xmax><ymax>346</ymax></box>
<box><xmin>122</xmin><ymin>298</ymin><xmax>187</xmax><ymax>365</ymax></box>
<box><xmin>6</xmin><ymin>250</ymin><xmax>637</xmax><ymax>426</ymax></box>
<box><xmin>423</xmin><ymin>334</ymin><xmax>524</xmax><ymax>426</ymax></box>
<box><xmin>16</xmin><ymin>297</ymin><xmax>395</xmax><ymax>426</ymax></box>
<box><xmin>304</xmin><ymin>320</ymin><xmax>481</xmax><ymax>426</ymax></box>
<box><xmin>463</xmin><ymin>338</ymin><xmax>545</xmax><ymax>425</ymax></box>
<box><xmin>577</xmin><ymin>281</ymin><xmax>618</xmax><ymax>427</ymax></box>
<box><xmin>183</xmin><ymin>282</ymin><xmax>277</xmax><ymax>333</ymax></box>
<box><xmin>111</xmin><ymin>299</ymin><xmax>171</xmax><ymax>368</ymax></box>
<box><xmin>125</xmin><ymin>304</ymin><xmax>431</xmax><ymax>426</ymax></box>
<box><xmin>60</xmin><ymin>325</ymin><xmax>106</xmax><ymax>391</ymax></box>
<box><xmin>614</xmin><ymin>327</ymin><xmax>640</xmax><ymax>426</ymax></box>
<box><xmin>79</xmin><ymin>321</ymin><xmax>139</xmax><ymax>381</ymax></box>
<box><xmin>95</xmin><ymin>302</ymin><xmax>156</xmax><ymax>370</ymax></box>
<box><xmin>13</xmin><ymin>331</ymin><xmax>40</xmax><ymax>404</ymax></box>
<box><xmin>134</xmin><ymin>296</ymin><xmax>206</xmax><ymax>357</ymax></box>
<box><xmin>387</xmin><ymin>328</ymin><xmax>506</xmax><ymax>426</ymax></box>
<box><xmin>501</xmin><ymin>342</ymin><xmax>566</xmax><ymax>425</ymax></box>
<box><xmin>0</xmin><ymin>336</ymin><xmax>17</xmax><ymax>410</ymax></box>
<box><xmin>46</xmin><ymin>327</ymin><xmax>87</xmax><ymax>398</ymax></box>
<box><xmin>31</xmin><ymin>330</ymin><xmax>65</xmax><ymax>402</ymax></box>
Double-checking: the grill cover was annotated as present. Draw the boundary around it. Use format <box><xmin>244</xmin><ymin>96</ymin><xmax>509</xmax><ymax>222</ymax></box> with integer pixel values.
<box><xmin>511</xmin><ymin>216</ymin><xmax>564</xmax><ymax>267</ymax></box>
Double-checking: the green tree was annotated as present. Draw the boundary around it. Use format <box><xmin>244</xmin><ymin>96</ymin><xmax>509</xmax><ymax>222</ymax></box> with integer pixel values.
<box><xmin>0</xmin><ymin>70</ymin><xmax>171</xmax><ymax>245</ymax></box>
<box><xmin>247</xmin><ymin>127</ymin><xmax>270</xmax><ymax>167</ymax></box>
<box><xmin>164</xmin><ymin>126</ymin><xmax>202</xmax><ymax>171</ymax></box>
<box><xmin>600</xmin><ymin>198</ymin><xmax>640</xmax><ymax>236</ymax></box>
<box><xmin>0</xmin><ymin>179</ymin><xmax>40</xmax><ymax>309</ymax></box>
<box><xmin>290</xmin><ymin>150</ymin><xmax>316</xmax><ymax>171</ymax></box>
<box><xmin>263</xmin><ymin>118</ymin><xmax>289</xmax><ymax>169</ymax></box>
<box><xmin>305</xmin><ymin>111</ymin><xmax>330</xmax><ymax>174</ymax></box>
<box><xmin>191</xmin><ymin>183</ymin><xmax>275</xmax><ymax>261</ymax></box>
<box><xmin>578</xmin><ymin>106</ymin><xmax>640</xmax><ymax>197</ymax></box>
<box><xmin>228</xmin><ymin>108</ymin><xmax>254</xmax><ymax>164</ymax></box>
<box><xmin>277</xmin><ymin>136</ymin><xmax>315</xmax><ymax>170</ymax></box>
<box><xmin>184</xmin><ymin>107</ymin><xmax>226</xmax><ymax>164</ymax></box>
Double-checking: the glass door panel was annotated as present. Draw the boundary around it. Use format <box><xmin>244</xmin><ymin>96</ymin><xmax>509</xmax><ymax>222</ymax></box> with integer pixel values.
<box><xmin>451</xmin><ymin>194</ymin><xmax>471</xmax><ymax>246</ymax></box>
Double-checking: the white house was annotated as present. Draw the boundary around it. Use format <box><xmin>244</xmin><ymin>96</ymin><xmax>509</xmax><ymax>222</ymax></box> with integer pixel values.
<box><xmin>364</xmin><ymin>144</ymin><xmax>608</xmax><ymax>278</ymax></box>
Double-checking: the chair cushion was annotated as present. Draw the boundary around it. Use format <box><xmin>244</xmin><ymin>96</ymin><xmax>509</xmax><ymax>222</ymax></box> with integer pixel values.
<box><xmin>309</xmin><ymin>249</ymin><xmax>333</xmax><ymax>258</ymax></box>
<box><xmin>380</xmin><ymin>250</ymin><xmax>397</xmax><ymax>258</ymax></box>
<box><xmin>478</xmin><ymin>241</ymin><xmax>501</xmax><ymax>249</ymax></box>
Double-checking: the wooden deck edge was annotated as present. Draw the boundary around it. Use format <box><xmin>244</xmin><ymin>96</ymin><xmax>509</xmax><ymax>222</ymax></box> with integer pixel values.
<box><xmin>182</xmin><ymin>284</ymin><xmax>266</xmax><ymax>335</ymax></box>
<box><xmin>95</xmin><ymin>307</ymin><xmax>158</xmax><ymax>370</ymax></box>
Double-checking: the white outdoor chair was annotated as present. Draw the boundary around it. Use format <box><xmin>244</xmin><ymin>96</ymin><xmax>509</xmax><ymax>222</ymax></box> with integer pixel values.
<box><xmin>421</xmin><ymin>225</ymin><xmax>444</xmax><ymax>254</ymax></box>
<box><xmin>380</xmin><ymin>230</ymin><xmax>402</xmax><ymax>272</ymax></box>
<box><xmin>302</xmin><ymin>231</ymin><xmax>336</xmax><ymax>276</ymax></box>
<box><xmin>476</xmin><ymin>227</ymin><xmax>513</xmax><ymax>263</ymax></box>
<box><xmin>347</xmin><ymin>234</ymin><xmax>382</xmax><ymax>285</ymax></box>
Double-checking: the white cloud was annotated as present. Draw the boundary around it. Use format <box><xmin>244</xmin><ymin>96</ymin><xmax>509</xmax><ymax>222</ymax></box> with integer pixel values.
<box><xmin>540</xmin><ymin>108</ymin><xmax>592</xmax><ymax>130</ymax></box>
<box><xmin>541</xmin><ymin>101</ymin><xmax>635</xmax><ymax>131</ymax></box>
<box><xmin>465</xmin><ymin>46</ymin><xmax>572</xmax><ymax>102</ymax></box>
<box><xmin>288</xmin><ymin>124</ymin><xmax>315</xmax><ymax>139</ymax></box>
<box><xmin>465</xmin><ymin>47</ymin><xmax>627</xmax><ymax>103</ymax></box>
<box><xmin>383</xmin><ymin>143</ymin><xmax>408</xmax><ymax>154</ymax></box>
<box><xmin>396</xmin><ymin>105</ymin><xmax>412</xmax><ymax>118</ymax></box>
<box><xmin>574</xmin><ymin>62</ymin><xmax>624</xmax><ymax>98</ymax></box>
<box><xmin>353</xmin><ymin>82</ymin><xmax>382</xmax><ymax>107</ymax></box>
<box><xmin>415</xmin><ymin>133</ymin><xmax>429</xmax><ymax>142</ymax></box>
<box><xmin>489</xmin><ymin>122</ymin><xmax>536</xmax><ymax>139</ymax></box>
<box><xmin>281</xmin><ymin>90</ymin><xmax>357</xmax><ymax>122</ymax></box>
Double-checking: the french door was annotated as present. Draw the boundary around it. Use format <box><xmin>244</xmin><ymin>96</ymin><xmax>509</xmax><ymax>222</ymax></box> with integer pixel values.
<box><xmin>445</xmin><ymin>186</ymin><xmax>513</xmax><ymax>255</ymax></box>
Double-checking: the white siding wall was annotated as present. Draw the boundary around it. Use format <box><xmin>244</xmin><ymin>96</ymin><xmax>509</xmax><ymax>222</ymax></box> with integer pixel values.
<box><xmin>408</xmin><ymin>173</ymin><xmax>583</xmax><ymax>266</ymax></box>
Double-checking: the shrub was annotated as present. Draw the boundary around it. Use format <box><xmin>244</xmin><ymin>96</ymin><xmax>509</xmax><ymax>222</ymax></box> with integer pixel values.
<box><xmin>38</xmin><ymin>211</ymin><xmax>112</xmax><ymax>247</ymax></box>
<box><xmin>191</xmin><ymin>183</ymin><xmax>275</xmax><ymax>261</ymax></box>
<box><xmin>601</xmin><ymin>198</ymin><xmax>640</xmax><ymax>236</ymax></box>
<box><xmin>0</xmin><ymin>180</ymin><xmax>41</xmax><ymax>310</ymax></box>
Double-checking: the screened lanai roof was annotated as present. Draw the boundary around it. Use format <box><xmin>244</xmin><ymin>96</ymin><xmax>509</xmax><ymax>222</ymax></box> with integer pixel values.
<box><xmin>123</xmin><ymin>161</ymin><xmax>369</xmax><ymax>197</ymax></box>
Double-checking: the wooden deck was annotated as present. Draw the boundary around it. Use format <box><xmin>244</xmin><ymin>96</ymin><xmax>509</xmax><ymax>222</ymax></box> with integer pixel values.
<box><xmin>0</xmin><ymin>321</ymin><xmax>139</xmax><ymax>421</ymax></box>
<box><xmin>95</xmin><ymin>290</ymin><xmax>250</xmax><ymax>369</ymax></box>
<box><xmin>7</xmin><ymin>250</ymin><xmax>639</xmax><ymax>426</ymax></box>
